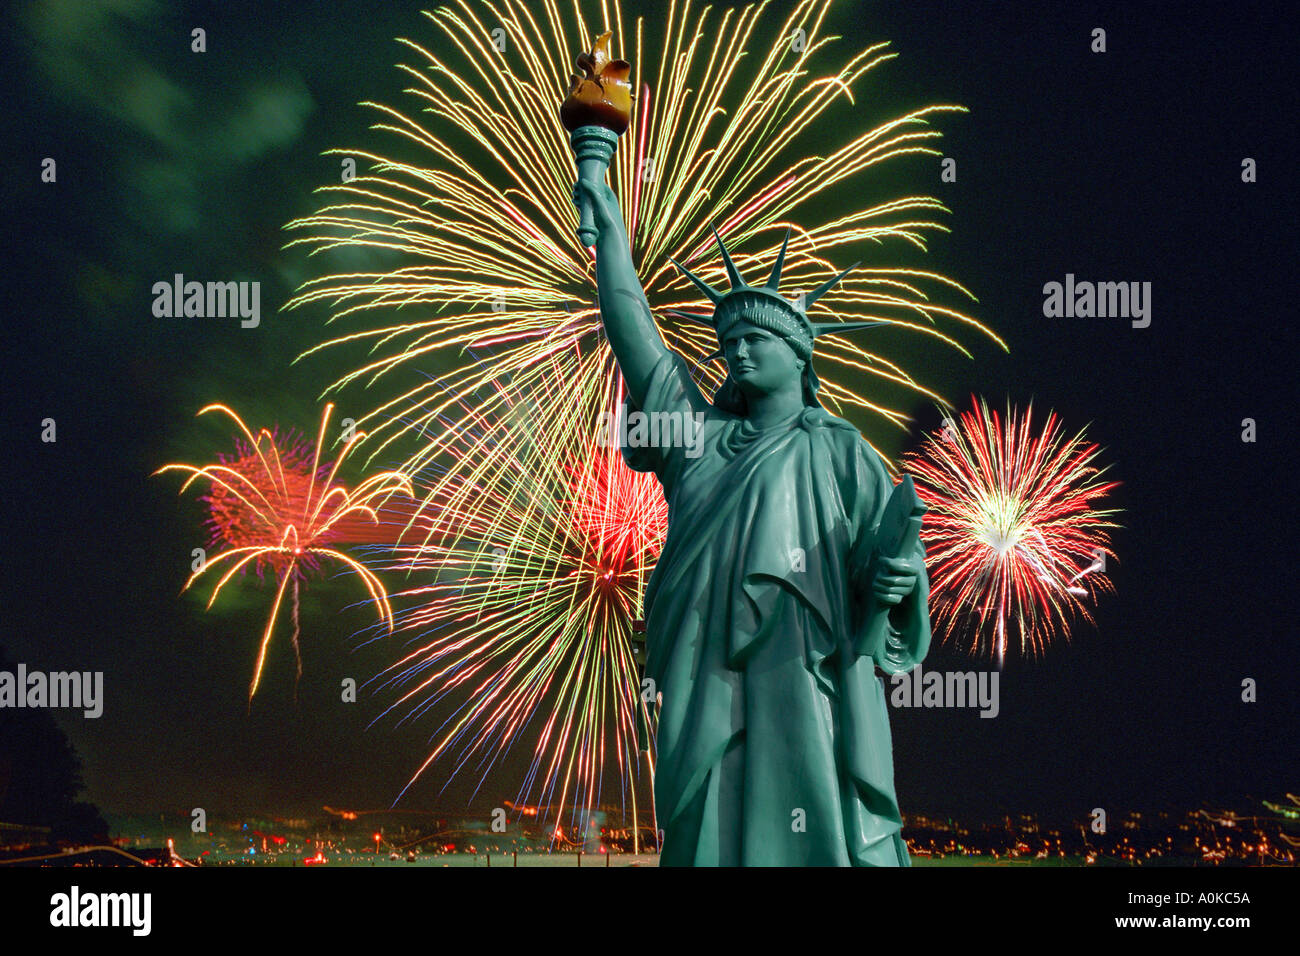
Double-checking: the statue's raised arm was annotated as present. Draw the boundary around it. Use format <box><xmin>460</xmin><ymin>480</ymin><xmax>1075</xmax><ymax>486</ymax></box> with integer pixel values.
<box><xmin>561</xmin><ymin>31</ymin><xmax>668</xmax><ymax>410</ymax></box>
<box><xmin>571</xmin><ymin>179</ymin><xmax>668</xmax><ymax>410</ymax></box>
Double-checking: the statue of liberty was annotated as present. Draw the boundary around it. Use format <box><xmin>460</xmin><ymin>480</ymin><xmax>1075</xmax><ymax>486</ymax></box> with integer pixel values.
<box><xmin>575</xmin><ymin>173</ymin><xmax>933</xmax><ymax>867</ymax></box>
<box><xmin>557</xmin><ymin>22</ymin><xmax>930</xmax><ymax>869</ymax></box>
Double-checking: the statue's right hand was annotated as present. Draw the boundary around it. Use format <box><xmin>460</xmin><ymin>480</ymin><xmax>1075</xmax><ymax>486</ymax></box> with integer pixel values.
<box><xmin>573</xmin><ymin>179</ymin><xmax>623</xmax><ymax>237</ymax></box>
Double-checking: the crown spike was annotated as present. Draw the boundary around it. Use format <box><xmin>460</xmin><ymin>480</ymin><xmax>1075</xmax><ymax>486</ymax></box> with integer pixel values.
<box><xmin>710</xmin><ymin>223</ymin><xmax>745</xmax><ymax>290</ymax></box>
<box><xmin>810</xmin><ymin>320</ymin><xmax>888</xmax><ymax>338</ymax></box>
<box><xmin>766</xmin><ymin>227</ymin><xmax>792</xmax><ymax>291</ymax></box>
<box><xmin>667</xmin><ymin>257</ymin><xmax>723</xmax><ymax>304</ymax></box>
<box><xmin>804</xmin><ymin>261</ymin><xmax>861</xmax><ymax>309</ymax></box>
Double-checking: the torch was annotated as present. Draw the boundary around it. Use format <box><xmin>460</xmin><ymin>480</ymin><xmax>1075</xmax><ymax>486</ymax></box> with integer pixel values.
<box><xmin>561</xmin><ymin>31</ymin><xmax>632</xmax><ymax>246</ymax></box>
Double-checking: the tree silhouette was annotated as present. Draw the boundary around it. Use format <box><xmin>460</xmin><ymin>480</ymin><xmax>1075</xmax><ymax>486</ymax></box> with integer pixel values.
<box><xmin>0</xmin><ymin>646</ymin><xmax>107</xmax><ymax>843</ymax></box>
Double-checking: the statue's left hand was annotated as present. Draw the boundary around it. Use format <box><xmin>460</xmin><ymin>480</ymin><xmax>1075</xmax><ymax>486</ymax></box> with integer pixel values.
<box><xmin>573</xmin><ymin>179</ymin><xmax>623</xmax><ymax>239</ymax></box>
<box><xmin>871</xmin><ymin>554</ymin><xmax>921</xmax><ymax>606</ymax></box>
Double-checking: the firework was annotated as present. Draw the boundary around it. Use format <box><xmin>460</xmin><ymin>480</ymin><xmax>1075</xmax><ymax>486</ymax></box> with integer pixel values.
<box><xmin>282</xmin><ymin>0</ymin><xmax>1006</xmax><ymax>478</ymax></box>
<box><xmin>362</xmin><ymin>349</ymin><xmax>664</xmax><ymax>834</ymax></box>
<box><xmin>901</xmin><ymin>396</ymin><xmax>1121</xmax><ymax>663</ymax></box>
<box><xmin>156</xmin><ymin>404</ymin><xmax>414</xmax><ymax>700</ymax></box>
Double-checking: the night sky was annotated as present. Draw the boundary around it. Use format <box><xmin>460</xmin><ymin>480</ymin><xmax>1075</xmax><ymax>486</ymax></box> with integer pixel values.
<box><xmin>2</xmin><ymin>0</ymin><xmax>1294</xmax><ymax>822</ymax></box>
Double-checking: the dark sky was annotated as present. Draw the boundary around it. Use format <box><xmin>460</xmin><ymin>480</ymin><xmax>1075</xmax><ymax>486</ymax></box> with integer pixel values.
<box><xmin>1</xmin><ymin>0</ymin><xmax>1294</xmax><ymax>822</ymax></box>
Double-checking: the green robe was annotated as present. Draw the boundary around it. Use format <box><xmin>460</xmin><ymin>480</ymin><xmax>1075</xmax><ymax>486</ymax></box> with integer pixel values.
<box><xmin>623</xmin><ymin>351</ymin><xmax>931</xmax><ymax>866</ymax></box>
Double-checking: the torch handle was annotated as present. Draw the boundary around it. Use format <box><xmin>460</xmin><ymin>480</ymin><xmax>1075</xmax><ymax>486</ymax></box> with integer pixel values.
<box><xmin>569</xmin><ymin>126</ymin><xmax>619</xmax><ymax>247</ymax></box>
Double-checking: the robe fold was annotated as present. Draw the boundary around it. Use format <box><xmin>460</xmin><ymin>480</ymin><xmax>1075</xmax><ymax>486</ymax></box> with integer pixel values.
<box><xmin>622</xmin><ymin>351</ymin><xmax>931</xmax><ymax>866</ymax></box>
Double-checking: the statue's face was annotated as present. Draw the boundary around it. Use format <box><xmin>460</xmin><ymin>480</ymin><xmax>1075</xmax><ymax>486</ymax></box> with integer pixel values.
<box><xmin>722</xmin><ymin>320</ymin><xmax>805</xmax><ymax>398</ymax></box>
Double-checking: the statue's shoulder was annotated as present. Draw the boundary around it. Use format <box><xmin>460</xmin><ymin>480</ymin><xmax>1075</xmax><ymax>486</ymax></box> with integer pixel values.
<box><xmin>797</xmin><ymin>406</ymin><xmax>864</xmax><ymax>437</ymax></box>
<box><xmin>798</xmin><ymin>407</ymin><xmax>890</xmax><ymax>478</ymax></box>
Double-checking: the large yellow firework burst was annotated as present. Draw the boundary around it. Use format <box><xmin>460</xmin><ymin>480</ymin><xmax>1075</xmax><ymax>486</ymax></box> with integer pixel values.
<box><xmin>283</xmin><ymin>0</ymin><xmax>1006</xmax><ymax>480</ymax></box>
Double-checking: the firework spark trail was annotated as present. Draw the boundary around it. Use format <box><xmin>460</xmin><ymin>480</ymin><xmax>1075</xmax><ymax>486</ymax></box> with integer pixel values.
<box><xmin>282</xmin><ymin>0</ymin><xmax>1006</xmax><ymax>480</ymax></box>
<box><xmin>902</xmin><ymin>396</ymin><xmax>1122</xmax><ymax>664</ymax></box>
<box><xmin>357</xmin><ymin>349</ymin><xmax>663</xmax><ymax>831</ymax></box>
<box><xmin>156</xmin><ymin>404</ymin><xmax>414</xmax><ymax>700</ymax></box>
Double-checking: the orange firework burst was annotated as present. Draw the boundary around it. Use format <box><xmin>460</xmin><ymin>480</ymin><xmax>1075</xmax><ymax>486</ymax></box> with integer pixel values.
<box><xmin>156</xmin><ymin>403</ymin><xmax>414</xmax><ymax>701</ymax></box>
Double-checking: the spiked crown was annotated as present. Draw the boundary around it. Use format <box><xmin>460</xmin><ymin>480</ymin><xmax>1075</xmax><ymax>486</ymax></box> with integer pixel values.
<box><xmin>666</xmin><ymin>227</ymin><xmax>885</xmax><ymax>408</ymax></box>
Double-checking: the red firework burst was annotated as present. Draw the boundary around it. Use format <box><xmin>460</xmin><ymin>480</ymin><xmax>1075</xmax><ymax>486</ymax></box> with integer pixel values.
<box><xmin>901</xmin><ymin>395</ymin><xmax>1122</xmax><ymax>663</ymax></box>
<box><xmin>203</xmin><ymin>428</ymin><xmax>328</xmax><ymax>579</ymax></box>
<box><xmin>564</xmin><ymin>445</ymin><xmax>667</xmax><ymax>596</ymax></box>
<box><xmin>157</xmin><ymin>403</ymin><xmax>414</xmax><ymax>700</ymax></box>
